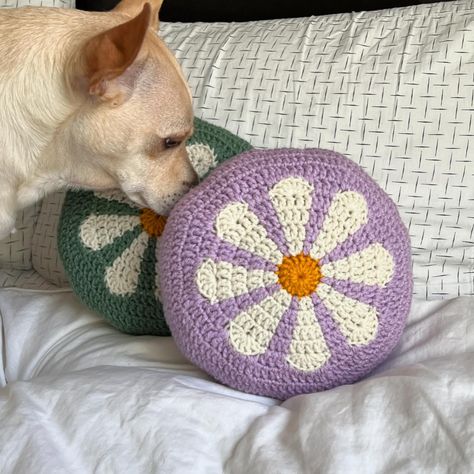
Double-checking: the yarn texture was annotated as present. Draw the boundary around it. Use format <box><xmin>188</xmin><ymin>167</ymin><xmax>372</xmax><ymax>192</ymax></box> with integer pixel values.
<box><xmin>57</xmin><ymin>118</ymin><xmax>252</xmax><ymax>335</ymax></box>
<box><xmin>159</xmin><ymin>148</ymin><xmax>413</xmax><ymax>399</ymax></box>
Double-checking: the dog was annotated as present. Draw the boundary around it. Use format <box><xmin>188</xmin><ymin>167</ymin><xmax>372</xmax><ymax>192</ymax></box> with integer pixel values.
<box><xmin>0</xmin><ymin>0</ymin><xmax>197</xmax><ymax>240</ymax></box>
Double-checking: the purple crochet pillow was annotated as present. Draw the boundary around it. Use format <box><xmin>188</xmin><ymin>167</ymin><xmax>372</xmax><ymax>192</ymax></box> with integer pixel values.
<box><xmin>159</xmin><ymin>149</ymin><xmax>412</xmax><ymax>400</ymax></box>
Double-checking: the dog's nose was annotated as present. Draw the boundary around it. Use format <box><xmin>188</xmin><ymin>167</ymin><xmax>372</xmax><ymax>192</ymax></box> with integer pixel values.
<box><xmin>184</xmin><ymin>168</ymin><xmax>199</xmax><ymax>187</ymax></box>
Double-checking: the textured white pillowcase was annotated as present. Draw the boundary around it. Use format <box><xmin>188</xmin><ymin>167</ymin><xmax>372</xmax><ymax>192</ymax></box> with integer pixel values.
<box><xmin>31</xmin><ymin>192</ymin><xmax>69</xmax><ymax>287</ymax></box>
<box><xmin>0</xmin><ymin>203</ymin><xmax>41</xmax><ymax>270</ymax></box>
<box><xmin>0</xmin><ymin>1</ymin><xmax>74</xmax><ymax>7</ymax></box>
<box><xmin>10</xmin><ymin>0</ymin><xmax>474</xmax><ymax>299</ymax></box>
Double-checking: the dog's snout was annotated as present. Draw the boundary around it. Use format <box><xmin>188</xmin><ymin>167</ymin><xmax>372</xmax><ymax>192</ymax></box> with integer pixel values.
<box><xmin>184</xmin><ymin>167</ymin><xmax>199</xmax><ymax>187</ymax></box>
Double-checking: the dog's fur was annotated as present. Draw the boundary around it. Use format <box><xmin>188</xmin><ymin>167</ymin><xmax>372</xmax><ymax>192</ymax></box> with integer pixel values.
<box><xmin>0</xmin><ymin>0</ymin><xmax>197</xmax><ymax>239</ymax></box>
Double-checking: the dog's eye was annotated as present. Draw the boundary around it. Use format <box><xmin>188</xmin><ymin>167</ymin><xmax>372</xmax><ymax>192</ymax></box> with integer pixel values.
<box><xmin>164</xmin><ymin>138</ymin><xmax>181</xmax><ymax>149</ymax></box>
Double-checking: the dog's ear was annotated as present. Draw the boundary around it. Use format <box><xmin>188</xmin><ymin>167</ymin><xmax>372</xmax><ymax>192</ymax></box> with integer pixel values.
<box><xmin>114</xmin><ymin>0</ymin><xmax>163</xmax><ymax>30</ymax></box>
<box><xmin>82</xmin><ymin>3</ymin><xmax>150</xmax><ymax>103</ymax></box>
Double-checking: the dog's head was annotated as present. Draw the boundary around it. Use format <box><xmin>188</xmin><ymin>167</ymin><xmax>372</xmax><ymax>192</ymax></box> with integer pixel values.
<box><xmin>67</xmin><ymin>0</ymin><xmax>197</xmax><ymax>215</ymax></box>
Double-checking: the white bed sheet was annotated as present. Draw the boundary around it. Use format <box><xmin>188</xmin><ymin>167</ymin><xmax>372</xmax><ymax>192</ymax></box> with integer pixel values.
<box><xmin>0</xmin><ymin>288</ymin><xmax>473</xmax><ymax>473</ymax></box>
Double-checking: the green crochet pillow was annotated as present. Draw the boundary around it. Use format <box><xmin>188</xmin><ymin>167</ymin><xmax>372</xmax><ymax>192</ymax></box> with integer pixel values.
<box><xmin>58</xmin><ymin>118</ymin><xmax>252</xmax><ymax>335</ymax></box>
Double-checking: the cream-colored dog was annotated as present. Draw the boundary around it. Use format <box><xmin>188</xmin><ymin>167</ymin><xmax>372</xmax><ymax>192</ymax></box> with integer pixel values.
<box><xmin>0</xmin><ymin>0</ymin><xmax>197</xmax><ymax>240</ymax></box>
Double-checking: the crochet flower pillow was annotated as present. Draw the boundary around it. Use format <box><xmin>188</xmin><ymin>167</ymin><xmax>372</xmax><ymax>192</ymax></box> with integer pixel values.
<box><xmin>58</xmin><ymin>118</ymin><xmax>252</xmax><ymax>335</ymax></box>
<box><xmin>159</xmin><ymin>148</ymin><xmax>412</xmax><ymax>399</ymax></box>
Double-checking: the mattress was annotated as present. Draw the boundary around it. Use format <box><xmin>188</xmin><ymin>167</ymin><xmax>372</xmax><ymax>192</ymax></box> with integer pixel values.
<box><xmin>0</xmin><ymin>288</ymin><xmax>473</xmax><ymax>473</ymax></box>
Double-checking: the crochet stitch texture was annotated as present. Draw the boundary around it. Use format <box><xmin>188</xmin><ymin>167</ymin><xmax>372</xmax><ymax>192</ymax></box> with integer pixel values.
<box><xmin>159</xmin><ymin>148</ymin><xmax>413</xmax><ymax>399</ymax></box>
<box><xmin>57</xmin><ymin>118</ymin><xmax>252</xmax><ymax>335</ymax></box>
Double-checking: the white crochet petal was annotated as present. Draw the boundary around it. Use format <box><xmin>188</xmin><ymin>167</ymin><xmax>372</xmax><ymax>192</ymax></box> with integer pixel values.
<box><xmin>196</xmin><ymin>259</ymin><xmax>278</xmax><ymax>304</ymax></box>
<box><xmin>186</xmin><ymin>143</ymin><xmax>218</xmax><ymax>178</ymax></box>
<box><xmin>316</xmin><ymin>283</ymin><xmax>378</xmax><ymax>346</ymax></box>
<box><xmin>321</xmin><ymin>243</ymin><xmax>394</xmax><ymax>287</ymax></box>
<box><xmin>104</xmin><ymin>232</ymin><xmax>149</xmax><ymax>296</ymax></box>
<box><xmin>80</xmin><ymin>214</ymin><xmax>141</xmax><ymax>251</ymax></box>
<box><xmin>229</xmin><ymin>290</ymin><xmax>292</xmax><ymax>355</ymax></box>
<box><xmin>269</xmin><ymin>177</ymin><xmax>314</xmax><ymax>256</ymax></box>
<box><xmin>310</xmin><ymin>191</ymin><xmax>368</xmax><ymax>260</ymax></box>
<box><xmin>215</xmin><ymin>202</ymin><xmax>283</xmax><ymax>264</ymax></box>
<box><xmin>287</xmin><ymin>297</ymin><xmax>330</xmax><ymax>371</ymax></box>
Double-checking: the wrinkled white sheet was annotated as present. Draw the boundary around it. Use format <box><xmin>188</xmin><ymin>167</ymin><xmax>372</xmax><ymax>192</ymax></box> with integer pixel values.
<box><xmin>0</xmin><ymin>288</ymin><xmax>473</xmax><ymax>473</ymax></box>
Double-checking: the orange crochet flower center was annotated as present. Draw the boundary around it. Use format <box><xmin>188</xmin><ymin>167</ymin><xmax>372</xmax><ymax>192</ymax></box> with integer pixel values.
<box><xmin>277</xmin><ymin>253</ymin><xmax>322</xmax><ymax>298</ymax></box>
<box><xmin>140</xmin><ymin>209</ymin><xmax>167</xmax><ymax>237</ymax></box>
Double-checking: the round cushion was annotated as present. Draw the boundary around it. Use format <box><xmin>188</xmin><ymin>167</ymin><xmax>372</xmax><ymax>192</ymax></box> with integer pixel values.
<box><xmin>57</xmin><ymin>118</ymin><xmax>252</xmax><ymax>336</ymax></box>
<box><xmin>159</xmin><ymin>148</ymin><xmax>412</xmax><ymax>399</ymax></box>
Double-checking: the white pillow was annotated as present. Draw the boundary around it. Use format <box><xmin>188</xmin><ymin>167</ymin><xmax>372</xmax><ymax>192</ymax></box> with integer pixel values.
<box><xmin>0</xmin><ymin>1</ymin><xmax>74</xmax><ymax>7</ymax></box>
<box><xmin>31</xmin><ymin>191</ymin><xmax>69</xmax><ymax>288</ymax></box>
<box><xmin>157</xmin><ymin>0</ymin><xmax>474</xmax><ymax>299</ymax></box>
<box><xmin>0</xmin><ymin>203</ymin><xmax>41</xmax><ymax>270</ymax></box>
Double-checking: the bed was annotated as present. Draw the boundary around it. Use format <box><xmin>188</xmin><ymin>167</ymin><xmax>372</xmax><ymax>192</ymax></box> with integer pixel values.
<box><xmin>1</xmin><ymin>0</ymin><xmax>473</xmax><ymax>472</ymax></box>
